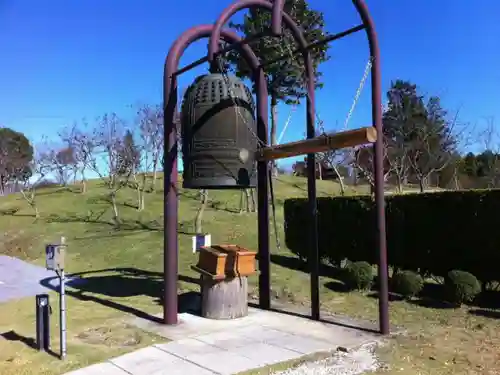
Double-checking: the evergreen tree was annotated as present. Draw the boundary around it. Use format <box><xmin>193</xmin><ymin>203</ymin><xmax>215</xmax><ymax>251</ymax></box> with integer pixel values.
<box><xmin>382</xmin><ymin>80</ymin><xmax>456</xmax><ymax>191</ymax></box>
<box><xmin>117</xmin><ymin>130</ymin><xmax>140</xmax><ymax>176</ymax></box>
<box><xmin>227</xmin><ymin>0</ymin><xmax>330</xmax><ymax>175</ymax></box>
<box><xmin>0</xmin><ymin>127</ymin><xmax>34</xmax><ymax>192</ymax></box>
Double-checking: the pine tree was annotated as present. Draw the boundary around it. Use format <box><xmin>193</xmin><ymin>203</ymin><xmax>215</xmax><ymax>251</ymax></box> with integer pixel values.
<box><xmin>227</xmin><ymin>0</ymin><xmax>330</xmax><ymax>175</ymax></box>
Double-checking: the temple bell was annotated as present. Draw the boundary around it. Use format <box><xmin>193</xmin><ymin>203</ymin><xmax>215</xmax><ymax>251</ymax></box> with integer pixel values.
<box><xmin>180</xmin><ymin>73</ymin><xmax>258</xmax><ymax>189</ymax></box>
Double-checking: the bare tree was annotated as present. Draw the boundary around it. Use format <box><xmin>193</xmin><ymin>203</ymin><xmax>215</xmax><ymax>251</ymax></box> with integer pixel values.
<box><xmin>239</xmin><ymin>188</ymin><xmax>256</xmax><ymax>213</ymax></box>
<box><xmin>19</xmin><ymin>148</ymin><xmax>51</xmax><ymax>219</ymax></box>
<box><xmin>45</xmin><ymin>146</ymin><xmax>76</xmax><ymax>187</ymax></box>
<box><xmin>352</xmin><ymin>143</ymin><xmax>392</xmax><ymax>193</ymax></box>
<box><xmin>61</xmin><ymin>122</ymin><xmax>94</xmax><ymax>193</ymax></box>
<box><xmin>124</xmin><ymin>127</ymin><xmax>149</xmax><ymax>211</ymax></box>
<box><xmin>408</xmin><ymin>106</ymin><xmax>459</xmax><ymax>193</ymax></box>
<box><xmin>318</xmin><ymin>150</ymin><xmax>349</xmax><ymax>195</ymax></box>
<box><xmin>385</xmin><ymin>134</ymin><xmax>411</xmax><ymax>193</ymax></box>
<box><xmin>85</xmin><ymin>113</ymin><xmax>131</xmax><ymax>225</ymax></box>
<box><xmin>134</xmin><ymin>104</ymin><xmax>164</xmax><ymax>192</ymax></box>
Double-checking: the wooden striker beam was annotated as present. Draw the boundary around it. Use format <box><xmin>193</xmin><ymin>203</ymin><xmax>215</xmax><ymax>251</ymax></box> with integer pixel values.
<box><xmin>255</xmin><ymin>126</ymin><xmax>377</xmax><ymax>161</ymax></box>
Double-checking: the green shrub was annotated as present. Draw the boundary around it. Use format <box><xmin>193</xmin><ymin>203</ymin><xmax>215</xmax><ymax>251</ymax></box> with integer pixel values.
<box><xmin>284</xmin><ymin>190</ymin><xmax>500</xmax><ymax>285</ymax></box>
<box><xmin>343</xmin><ymin>261</ymin><xmax>373</xmax><ymax>291</ymax></box>
<box><xmin>445</xmin><ymin>270</ymin><xmax>481</xmax><ymax>305</ymax></box>
<box><xmin>391</xmin><ymin>270</ymin><xmax>424</xmax><ymax>299</ymax></box>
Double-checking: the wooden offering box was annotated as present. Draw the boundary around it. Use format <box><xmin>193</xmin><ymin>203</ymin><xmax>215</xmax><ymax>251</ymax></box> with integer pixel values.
<box><xmin>193</xmin><ymin>244</ymin><xmax>257</xmax><ymax>279</ymax></box>
<box><xmin>215</xmin><ymin>244</ymin><xmax>257</xmax><ymax>277</ymax></box>
<box><xmin>194</xmin><ymin>246</ymin><xmax>228</xmax><ymax>279</ymax></box>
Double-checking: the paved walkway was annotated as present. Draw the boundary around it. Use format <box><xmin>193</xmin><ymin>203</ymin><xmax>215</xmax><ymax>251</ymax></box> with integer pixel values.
<box><xmin>65</xmin><ymin>308</ymin><xmax>379</xmax><ymax>375</ymax></box>
<box><xmin>0</xmin><ymin>255</ymin><xmax>55</xmax><ymax>303</ymax></box>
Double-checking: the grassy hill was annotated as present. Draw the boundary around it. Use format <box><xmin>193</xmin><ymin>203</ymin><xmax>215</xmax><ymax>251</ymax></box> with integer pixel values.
<box><xmin>0</xmin><ymin>174</ymin><xmax>498</xmax><ymax>375</ymax></box>
<box><xmin>0</xmin><ymin>174</ymin><xmax>369</xmax><ymax>374</ymax></box>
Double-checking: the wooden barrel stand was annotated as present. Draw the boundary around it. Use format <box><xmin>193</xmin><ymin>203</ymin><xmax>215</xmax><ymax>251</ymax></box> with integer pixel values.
<box><xmin>200</xmin><ymin>275</ymin><xmax>248</xmax><ymax>319</ymax></box>
<box><xmin>192</xmin><ymin>244</ymin><xmax>257</xmax><ymax>320</ymax></box>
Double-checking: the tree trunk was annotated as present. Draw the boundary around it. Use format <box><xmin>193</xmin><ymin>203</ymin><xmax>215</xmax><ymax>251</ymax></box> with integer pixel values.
<box><xmin>151</xmin><ymin>158</ymin><xmax>158</xmax><ymax>192</ymax></box>
<box><xmin>135</xmin><ymin>174</ymin><xmax>146</xmax><ymax>211</ymax></box>
<box><xmin>200</xmin><ymin>275</ymin><xmax>249</xmax><ymax>319</ymax></box>
<box><xmin>195</xmin><ymin>189</ymin><xmax>208</xmax><ymax>233</ymax></box>
<box><xmin>239</xmin><ymin>189</ymin><xmax>245</xmax><ymax>214</ymax></box>
<box><xmin>110</xmin><ymin>191</ymin><xmax>120</xmax><ymax>225</ymax></box>
<box><xmin>352</xmin><ymin>167</ymin><xmax>358</xmax><ymax>186</ymax></box>
<box><xmin>81</xmin><ymin>169</ymin><xmax>87</xmax><ymax>193</ymax></box>
<box><xmin>21</xmin><ymin>190</ymin><xmax>39</xmax><ymax>218</ymax></box>
<box><xmin>136</xmin><ymin>186</ymin><xmax>143</xmax><ymax>211</ymax></box>
<box><xmin>250</xmin><ymin>188</ymin><xmax>256</xmax><ymax>212</ymax></box>
<box><xmin>453</xmin><ymin>169</ymin><xmax>460</xmax><ymax>190</ymax></box>
<box><xmin>418</xmin><ymin>176</ymin><xmax>427</xmax><ymax>193</ymax></box>
<box><xmin>317</xmin><ymin>162</ymin><xmax>322</xmax><ymax>180</ymax></box>
<box><xmin>270</xmin><ymin>94</ymin><xmax>278</xmax><ymax>177</ymax></box>
<box><xmin>396</xmin><ymin>174</ymin><xmax>403</xmax><ymax>193</ymax></box>
<box><xmin>329</xmin><ymin>162</ymin><xmax>345</xmax><ymax>196</ymax></box>
<box><xmin>244</xmin><ymin>189</ymin><xmax>251</xmax><ymax>213</ymax></box>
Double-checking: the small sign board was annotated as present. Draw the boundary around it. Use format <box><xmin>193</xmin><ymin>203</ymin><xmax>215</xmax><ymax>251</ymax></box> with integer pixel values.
<box><xmin>192</xmin><ymin>233</ymin><xmax>211</xmax><ymax>253</ymax></box>
<box><xmin>45</xmin><ymin>244</ymin><xmax>66</xmax><ymax>271</ymax></box>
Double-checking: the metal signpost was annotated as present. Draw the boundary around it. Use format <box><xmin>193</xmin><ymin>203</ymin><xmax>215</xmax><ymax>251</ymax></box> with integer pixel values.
<box><xmin>45</xmin><ymin>236</ymin><xmax>67</xmax><ymax>359</ymax></box>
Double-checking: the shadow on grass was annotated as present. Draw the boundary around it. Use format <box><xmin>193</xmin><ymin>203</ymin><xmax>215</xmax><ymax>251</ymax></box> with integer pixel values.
<box><xmin>46</xmin><ymin>212</ymin><xmax>163</xmax><ymax>232</ymax></box>
<box><xmin>366</xmin><ymin>292</ymin><xmax>406</xmax><ymax>302</ymax></box>
<box><xmin>271</xmin><ymin>254</ymin><xmax>353</xmax><ymax>293</ymax></box>
<box><xmin>367</xmin><ymin>280</ymin><xmax>456</xmax><ymax>309</ymax></box>
<box><xmin>46</xmin><ymin>212</ymin><xmax>201</xmax><ymax>238</ymax></box>
<box><xmin>369</xmin><ymin>282</ymin><xmax>500</xmax><ymax>310</ymax></box>
<box><xmin>270</xmin><ymin>254</ymin><xmax>342</xmax><ymax>279</ymax></box>
<box><xmin>177</xmin><ymin>190</ymin><xmax>246</xmax><ymax>215</ymax></box>
<box><xmin>40</xmin><ymin>268</ymin><xmax>200</xmax><ymax>323</ymax></box>
<box><xmin>0</xmin><ymin>330</ymin><xmax>60</xmax><ymax>358</ymax></box>
<box><xmin>274</xmin><ymin>177</ymin><xmax>307</xmax><ymax>193</ymax></box>
<box><xmin>474</xmin><ymin>289</ymin><xmax>500</xmax><ymax>309</ymax></box>
<box><xmin>32</xmin><ymin>187</ymin><xmax>74</xmax><ymax>197</ymax></box>
<box><xmin>90</xmin><ymin>195</ymin><xmax>142</xmax><ymax>210</ymax></box>
<box><xmin>468</xmin><ymin>308</ymin><xmax>500</xmax><ymax>319</ymax></box>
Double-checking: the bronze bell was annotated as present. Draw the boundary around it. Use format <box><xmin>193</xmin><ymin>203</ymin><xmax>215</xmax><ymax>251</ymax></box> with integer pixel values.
<box><xmin>180</xmin><ymin>73</ymin><xmax>258</xmax><ymax>189</ymax></box>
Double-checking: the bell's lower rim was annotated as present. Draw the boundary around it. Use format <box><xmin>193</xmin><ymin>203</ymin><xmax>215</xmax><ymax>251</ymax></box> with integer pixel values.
<box><xmin>182</xmin><ymin>176</ymin><xmax>257</xmax><ymax>190</ymax></box>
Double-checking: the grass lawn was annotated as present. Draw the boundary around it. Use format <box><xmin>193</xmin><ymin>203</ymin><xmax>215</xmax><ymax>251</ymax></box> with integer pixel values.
<box><xmin>0</xmin><ymin>174</ymin><xmax>499</xmax><ymax>375</ymax></box>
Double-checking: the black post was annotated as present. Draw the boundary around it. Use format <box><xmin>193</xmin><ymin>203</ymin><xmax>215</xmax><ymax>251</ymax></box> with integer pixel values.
<box><xmin>35</xmin><ymin>294</ymin><xmax>50</xmax><ymax>351</ymax></box>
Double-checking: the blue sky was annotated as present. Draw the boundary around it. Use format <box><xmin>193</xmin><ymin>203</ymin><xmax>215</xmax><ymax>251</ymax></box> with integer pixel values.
<box><xmin>1</xmin><ymin>0</ymin><xmax>499</xmax><ymax>169</ymax></box>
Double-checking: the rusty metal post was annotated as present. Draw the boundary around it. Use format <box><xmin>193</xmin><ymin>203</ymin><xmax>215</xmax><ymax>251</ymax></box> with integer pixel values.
<box><xmin>163</xmin><ymin>53</ymin><xmax>179</xmax><ymax>325</ymax></box>
<box><xmin>163</xmin><ymin>25</ymin><xmax>265</xmax><ymax>324</ymax></box>
<box><xmin>352</xmin><ymin>0</ymin><xmax>389</xmax><ymax>335</ymax></box>
<box><xmin>270</xmin><ymin>0</ymin><xmax>388</xmax><ymax>333</ymax></box>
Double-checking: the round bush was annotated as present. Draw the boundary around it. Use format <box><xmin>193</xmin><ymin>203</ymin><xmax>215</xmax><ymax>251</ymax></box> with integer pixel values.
<box><xmin>344</xmin><ymin>261</ymin><xmax>373</xmax><ymax>291</ymax></box>
<box><xmin>391</xmin><ymin>270</ymin><xmax>424</xmax><ymax>299</ymax></box>
<box><xmin>445</xmin><ymin>270</ymin><xmax>481</xmax><ymax>305</ymax></box>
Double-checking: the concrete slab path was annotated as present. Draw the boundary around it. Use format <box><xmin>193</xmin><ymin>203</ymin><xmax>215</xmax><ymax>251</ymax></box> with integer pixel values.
<box><xmin>0</xmin><ymin>255</ymin><xmax>84</xmax><ymax>303</ymax></box>
<box><xmin>64</xmin><ymin>307</ymin><xmax>380</xmax><ymax>375</ymax></box>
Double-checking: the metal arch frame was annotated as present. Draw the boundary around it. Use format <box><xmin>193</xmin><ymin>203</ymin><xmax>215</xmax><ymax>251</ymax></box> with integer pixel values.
<box><xmin>163</xmin><ymin>0</ymin><xmax>389</xmax><ymax>335</ymax></box>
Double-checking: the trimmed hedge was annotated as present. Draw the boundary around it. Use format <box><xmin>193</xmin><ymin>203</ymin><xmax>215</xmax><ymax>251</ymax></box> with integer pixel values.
<box><xmin>344</xmin><ymin>261</ymin><xmax>374</xmax><ymax>291</ymax></box>
<box><xmin>445</xmin><ymin>270</ymin><xmax>481</xmax><ymax>305</ymax></box>
<box><xmin>284</xmin><ymin>189</ymin><xmax>500</xmax><ymax>284</ymax></box>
